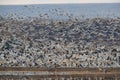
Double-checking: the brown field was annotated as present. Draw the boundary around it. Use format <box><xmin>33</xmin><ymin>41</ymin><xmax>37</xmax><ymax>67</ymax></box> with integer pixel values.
<box><xmin>0</xmin><ymin>67</ymin><xmax>120</xmax><ymax>80</ymax></box>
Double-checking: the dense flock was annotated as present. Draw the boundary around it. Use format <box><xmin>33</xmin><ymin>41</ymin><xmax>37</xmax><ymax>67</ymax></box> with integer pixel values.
<box><xmin>0</xmin><ymin>16</ymin><xmax>120</xmax><ymax>68</ymax></box>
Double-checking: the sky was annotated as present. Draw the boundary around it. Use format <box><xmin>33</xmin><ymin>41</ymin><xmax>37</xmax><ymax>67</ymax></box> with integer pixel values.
<box><xmin>0</xmin><ymin>0</ymin><xmax>120</xmax><ymax>5</ymax></box>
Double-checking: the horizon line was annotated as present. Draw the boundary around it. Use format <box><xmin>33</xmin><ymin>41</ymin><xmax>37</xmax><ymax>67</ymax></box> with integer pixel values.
<box><xmin>0</xmin><ymin>2</ymin><xmax>120</xmax><ymax>5</ymax></box>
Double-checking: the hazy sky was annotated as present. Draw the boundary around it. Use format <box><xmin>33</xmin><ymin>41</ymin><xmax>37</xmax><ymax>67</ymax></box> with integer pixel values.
<box><xmin>0</xmin><ymin>0</ymin><xmax>120</xmax><ymax>5</ymax></box>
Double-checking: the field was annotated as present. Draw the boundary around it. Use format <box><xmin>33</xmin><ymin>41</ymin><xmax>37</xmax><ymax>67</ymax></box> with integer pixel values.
<box><xmin>0</xmin><ymin>67</ymin><xmax>120</xmax><ymax>80</ymax></box>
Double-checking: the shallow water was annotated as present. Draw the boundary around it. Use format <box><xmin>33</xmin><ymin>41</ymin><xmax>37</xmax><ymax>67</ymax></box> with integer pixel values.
<box><xmin>0</xmin><ymin>3</ymin><xmax>120</xmax><ymax>19</ymax></box>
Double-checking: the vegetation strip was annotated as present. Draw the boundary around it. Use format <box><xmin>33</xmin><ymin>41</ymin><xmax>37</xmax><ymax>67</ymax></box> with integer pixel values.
<box><xmin>0</xmin><ymin>68</ymin><xmax>120</xmax><ymax>76</ymax></box>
